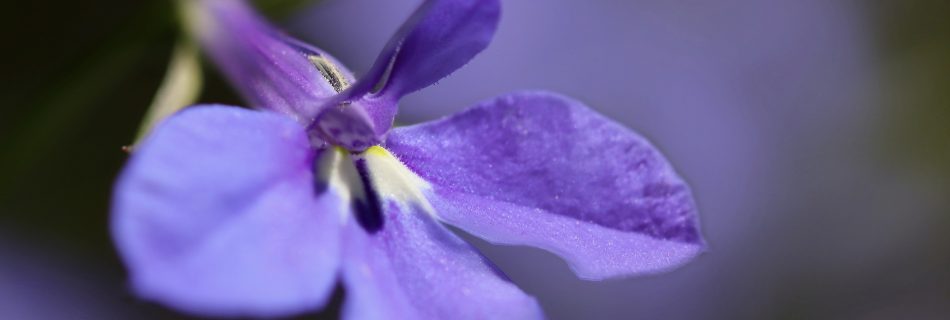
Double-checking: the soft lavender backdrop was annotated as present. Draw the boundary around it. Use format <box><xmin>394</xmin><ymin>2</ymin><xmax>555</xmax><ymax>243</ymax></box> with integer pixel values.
<box><xmin>287</xmin><ymin>0</ymin><xmax>946</xmax><ymax>318</ymax></box>
<box><xmin>1</xmin><ymin>0</ymin><xmax>947</xmax><ymax>319</ymax></box>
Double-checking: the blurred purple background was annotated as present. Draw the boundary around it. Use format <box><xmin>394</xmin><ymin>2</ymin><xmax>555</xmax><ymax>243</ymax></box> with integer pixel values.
<box><xmin>1</xmin><ymin>0</ymin><xmax>947</xmax><ymax>319</ymax></box>
<box><xmin>288</xmin><ymin>0</ymin><xmax>946</xmax><ymax>318</ymax></box>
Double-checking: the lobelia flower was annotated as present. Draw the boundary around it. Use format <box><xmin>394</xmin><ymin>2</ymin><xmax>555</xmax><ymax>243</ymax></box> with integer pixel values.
<box><xmin>112</xmin><ymin>0</ymin><xmax>706</xmax><ymax>318</ymax></box>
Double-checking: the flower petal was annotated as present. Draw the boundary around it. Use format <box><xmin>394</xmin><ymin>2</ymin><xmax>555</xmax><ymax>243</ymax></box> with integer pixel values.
<box><xmin>385</xmin><ymin>91</ymin><xmax>705</xmax><ymax>280</ymax></box>
<box><xmin>340</xmin><ymin>201</ymin><xmax>543</xmax><ymax>320</ymax></box>
<box><xmin>112</xmin><ymin>106</ymin><xmax>341</xmax><ymax>317</ymax></box>
<box><xmin>184</xmin><ymin>0</ymin><xmax>354</xmax><ymax>121</ymax></box>
<box><xmin>310</xmin><ymin>0</ymin><xmax>501</xmax><ymax>146</ymax></box>
<box><xmin>335</xmin><ymin>0</ymin><xmax>500</xmax><ymax>102</ymax></box>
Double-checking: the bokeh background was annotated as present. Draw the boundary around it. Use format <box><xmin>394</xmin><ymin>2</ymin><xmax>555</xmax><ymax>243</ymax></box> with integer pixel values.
<box><xmin>1</xmin><ymin>0</ymin><xmax>947</xmax><ymax>319</ymax></box>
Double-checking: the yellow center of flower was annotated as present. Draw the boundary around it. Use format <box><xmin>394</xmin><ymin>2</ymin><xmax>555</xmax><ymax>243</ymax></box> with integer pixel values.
<box><xmin>315</xmin><ymin>146</ymin><xmax>433</xmax><ymax>229</ymax></box>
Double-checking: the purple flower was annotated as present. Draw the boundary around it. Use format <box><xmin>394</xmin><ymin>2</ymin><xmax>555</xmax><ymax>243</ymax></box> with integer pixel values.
<box><xmin>112</xmin><ymin>0</ymin><xmax>705</xmax><ymax>318</ymax></box>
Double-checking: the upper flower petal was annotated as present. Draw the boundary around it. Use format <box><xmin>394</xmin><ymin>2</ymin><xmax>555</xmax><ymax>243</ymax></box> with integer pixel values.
<box><xmin>334</xmin><ymin>0</ymin><xmax>500</xmax><ymax>103</ymax></box>
<box><xmin>112</xmin><ymin>106</ymin><xmax>341</xmax><ymax>317</ymax></box>
<box><xmin>184</xmin><ymin>0</ymin><xmax>354</xmax><ymax>121</ymax></box>
<box><xmin>340</xmin><ymin>201</ymin><xmax>543</xmax><ymax>320</ymax></box>
<box><xmin>309</xmin><ymin>0</ymin><xmax>501</xmax><ymax>150</ymax></box>
<box><xmin>385</xmin><ymin>91</ymin><xmax>705</xmax><ymax>280</ymax></box>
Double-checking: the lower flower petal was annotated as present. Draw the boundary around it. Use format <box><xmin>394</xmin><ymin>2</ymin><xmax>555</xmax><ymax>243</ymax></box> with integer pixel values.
<box><xmin>339</xmin><ymin>149</ymin><xmax>542</xmax><ymax>320</ymax></box>
<box><xmin>385</xmin><ymin>91</ymin><xmax>705</xmax><ymax>280</ymax></box>
<box><xmin>112</xmin><ymin>106</ymin><xmax>341</xmax><ymax>317</ymax></box>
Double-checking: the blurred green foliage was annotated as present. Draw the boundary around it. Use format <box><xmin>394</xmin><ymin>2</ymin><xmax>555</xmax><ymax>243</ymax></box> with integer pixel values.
<box><xmin>875</xmin><ymin>1</ymin><xmax>950</xmax><ymax>182</ymax></box>
<box><xmin>873</xmin><ymin>2</ymin><xmax>950</xmax><ymax>309</ymax></box>
<box><xmin>0</xmin><ymin>0</ymin><xmax>321</xmax><ymax>318</ymax></box>
<box><xmin>0</xmin><ymin>1</ymin><xmax>176</xmax><ymax>252</ymax></box>
<box><xmin>0</xmin><ymin>0</ymin><xmax>320</xmax><ymax>252</ymax></box>
<box><xmin>254</xmin><ymin>0</ymin><xmax>319</xmax><ymax>17</ymax></box>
